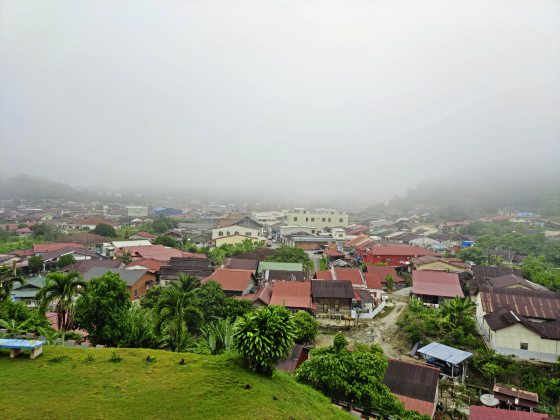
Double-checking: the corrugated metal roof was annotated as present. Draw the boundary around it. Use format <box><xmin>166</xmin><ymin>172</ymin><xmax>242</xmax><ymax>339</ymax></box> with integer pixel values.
<box><xmin>417</xmin><ymin>342</ymin><xmax>472</xmax><ymax>365</ymax></box>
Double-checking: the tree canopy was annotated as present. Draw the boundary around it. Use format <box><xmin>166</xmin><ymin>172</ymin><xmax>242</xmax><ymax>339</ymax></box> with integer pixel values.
<box><xmin>74</xmin><ymin>272</ymin><xmax>131</xmax><ymax>346</ymax></box>
<box><xmin>92</xmin><ymin>223</ymin><xmax>117</xmax><ymax>238</ymax></box>
<box><xmin>266</xmin><ymin>245</ymin><xmax>313</xmax><ymax>273</ymax></box>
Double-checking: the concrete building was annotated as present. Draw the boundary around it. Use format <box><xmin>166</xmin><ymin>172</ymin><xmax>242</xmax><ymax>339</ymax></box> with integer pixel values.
<box><xmin>126</xmin><ymin>206</ymin><xmax>149</xmax><ymax>217</ymax></box>
<box><xmin>285</xmin><ymin>208</ymin><xmax>348</xmax><ymax>230</ymax></box>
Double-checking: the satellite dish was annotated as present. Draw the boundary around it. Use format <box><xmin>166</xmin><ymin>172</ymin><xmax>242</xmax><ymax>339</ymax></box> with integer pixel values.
<box><xmin>480</xmin><ymin>394</ymin><xmax>499</xmax><ymax>407</ymax></box>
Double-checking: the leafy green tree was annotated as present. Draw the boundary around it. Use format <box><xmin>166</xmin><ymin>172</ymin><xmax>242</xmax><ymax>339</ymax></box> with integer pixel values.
<box><xmin>92</xmin><ymin>223</ymin><xmax>117</xmax><ymax>238</ymax></box>
<box><xmin>201</xmin><ymin>318</ymin><xmax>235</xmax><ymax>355</ymax></box>
<box><xmin>222</xmin><ymin>297</ymin><xmax>253</xmax><ymax>319</ymax></box>
<box><xmin>28</xmin><ymin>255</ymin><xmax>44</xmax><ymax>274</ymax></box>
<box><xmin>458</xmin><ymin>246</ymin><xmax>485</xmax><ymax>265</ymax></box>
<box><xmin>153</xmin><ymin>235</ymin><xmax>179</xmax><ymax>247</ymax></box>
<box><xmin>296</xmin><ymin>333</ymin><xmax>427</xmax><ymax>419</ymax></box>
<box><xmin>140</xmin><ymin>285</ymin><xmax>164</xmax><ymax>309</ymax></box>
<box><xmin>522</xmin><ymin>254</ymin><xmax>560</xmax><ymax>291</ymax></box>
<box><xmin>74</xmin><ymin>272</ymin><xmax>131</xmax><ymax>346</ymax></box>
<box><xmin>37</xmin><ymin>271</ymin><xmax>86</xmax><ymax>331</ymax></box>
<box><xmin>266</xmin><ymin>245</ymin><xmax>313</xmax><ymax>273</ymax></box>
<box><xmin>194</xmin><ymin>280</ymin><xmax>226</xmax><ymax>322</ymax></box>
<box><xmin>30</xmin><ymin>223</ymin><xmax>60</xmax><ymax>241</ymax></box>
<box><xmin>57</xmin><ymin>254</ymin><xmax>76</xmax><ymax>269</ymax></box>
<box><xmin>293</xmin><ymin>311</ymin><xmax>319</xmax><ymax>344</ymax></box>
<box><xmin>233</xmin><ymin>305</ymin><xmax>295</xmax><ymax>376</ymax></box>
<box><xmin>481</xmin><ymin>363</ymin><xmax>504</xmax><ymax>387</ymax></box>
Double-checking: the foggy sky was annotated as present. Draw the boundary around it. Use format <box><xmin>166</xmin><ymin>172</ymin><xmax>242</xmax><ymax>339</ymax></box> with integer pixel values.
<box><xmin>1</xmin><ymin>0</ymin><xmax>559</xmax><ymax>203</ymax></box>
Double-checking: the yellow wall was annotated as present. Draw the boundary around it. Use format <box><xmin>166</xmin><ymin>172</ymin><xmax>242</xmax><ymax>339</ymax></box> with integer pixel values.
<box><xmin>416</xmin><ymin>261</ymin><xmax>464</xmax><ymax>273</ymax></box>
<box><xmin>493</xmin><ymin>323</ymin><xmax>558</xmax><ymax>355</ymax></box>
<box><xmin>214</xmin><ymin>235</ymin><xmax>265</xmax><ymax>247</ymax></box>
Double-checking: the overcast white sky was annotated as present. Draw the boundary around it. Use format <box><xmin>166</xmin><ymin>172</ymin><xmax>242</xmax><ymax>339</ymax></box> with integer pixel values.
<box><xmin>1</xmin><ymin>0</ymin><xmax>559</xmax><ymax>202</ymax></box>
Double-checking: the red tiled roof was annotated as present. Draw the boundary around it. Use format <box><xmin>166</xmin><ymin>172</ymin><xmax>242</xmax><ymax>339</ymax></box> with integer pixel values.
<box><xmin>412</xmin><ymin>270</ymin><xmax>464</xmax><ymax>298</ymax></box>
<box><xmin>118</xmin><ymin>245</ymin><xmax>183</xmax><ymax>262</ymax></box>
<box><xmin>394</xmin><ymin>394</ymin><xmax>435</xmax><ymax>417</ymax></box>
<box><xmin>334</xmin><ymin>268</ymin><xmax>364</xmax><ymax>287</ymax></box>
<box><xmin>202</xmin><ymin>268</ymin><xmax>254</xmax><ymax>292</ymax></box>
<box><xmin>15</xmin><ymin>227</ymin><xmax>32</xmax><ymax>233</ymax></box>
<box><xmin>269</xmin><ymin>281</ymin><xmax>313</xmax><ymax>310</ymax></box>
<box><xmin>345</xmin><ymin>234</ymin><xmax>375</xmax><ymax>248</ymax></box>
<box><xmin>366</xmin><ymin>245</ymin><xmax>437</xmax><ymax>257</ymax></box>
<box><xmin>133</xmin><ymin>231</ymin><xmax>157</xmax><ymax>239</ymax></box>
<box><xmin>125</xmin><ymin>258</ymin><xmax>164</xmax><ymax>273</ymax></box>
<box><xmin>411</xmin><ymin>255</ymin><xmax>469</xmax><ymax>270</ymax></box>
<box><xmin>469</xmin><ymin>406</ymin><xmax>548</xmax><ymax>420</ymax></box>
<box><xmin>364</xmin><ymin>271</ymin><xmax>382</xmax><ymax>289</ymax></box>
<box><xmin>364</xmin><ymin>266</ymin><xmax>402</xmax><ymax>289</ymax></box>
<box><xmin>325</xmin><ymin>249</ymin><xmax>344</xmax><ymax>257</ymax></box>
<box><xmin>314</xmin><ymin>270</ymin><xmax>334</xmax><ymax>280</ymax></box>
<box><xmin>34</xmin><ymin>243</ymin><xmax>85</xmax><ymax>253</ymax></box>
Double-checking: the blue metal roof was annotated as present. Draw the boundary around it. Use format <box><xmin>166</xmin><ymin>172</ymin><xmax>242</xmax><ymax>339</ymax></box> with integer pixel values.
<box><xmin>417</xmin><ymin>342</ymin><xmax>472</xmax><ymax>365</ymax></box>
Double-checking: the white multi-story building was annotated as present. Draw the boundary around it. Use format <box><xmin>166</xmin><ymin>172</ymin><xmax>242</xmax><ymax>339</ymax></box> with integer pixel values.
<box><xmin>126</xmin><ymin>206</ymin><xmax>149</xmax><ymax>217</ymax></box>
<box><xmin>285</xmin><ymin>208</ymin><xmax>348</xmax><ymax>230</ymax></box>
<box><xmin>251</xmin><ymin>211</ymin><xmax>285</xmax><ymax>226</ymax></box>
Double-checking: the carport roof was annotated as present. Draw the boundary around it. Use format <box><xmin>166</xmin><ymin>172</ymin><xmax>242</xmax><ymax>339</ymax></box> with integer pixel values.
<box><xmin>417</xmin><ymin>342</ymin><xmax>472</xmax><ymax>365</ymax></box>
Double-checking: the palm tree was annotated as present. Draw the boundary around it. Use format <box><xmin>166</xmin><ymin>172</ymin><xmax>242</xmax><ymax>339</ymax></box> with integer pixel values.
<box><xmin>201</xmin><ymin>318</ymin><xmax>234</xmax><ymax>355</ymax></box>
<box><xmin>0</xmin><ymin>264</ymin><xmax>24</xmax><ymax>302</ymax></box>
<box><xmin>154</xmin><ymin>286</ymin><xmax>202</xmax><ymax>352</ymax></box>
<box><xmin>36</xmin><ymin>271</ymin><xmax>87</xmax><ymax>332</ymax></box>
<box><xmin>171</xmin><ymin>273</ymin><xmax>200</xmax><ymax>293</ymax></box>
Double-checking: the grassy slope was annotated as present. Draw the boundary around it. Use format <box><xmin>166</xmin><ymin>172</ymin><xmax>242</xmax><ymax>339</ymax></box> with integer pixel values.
<box><xmin>0</xmin><ymin>346</ymin><xmax>351</xmax><ymax>420</ymax></box>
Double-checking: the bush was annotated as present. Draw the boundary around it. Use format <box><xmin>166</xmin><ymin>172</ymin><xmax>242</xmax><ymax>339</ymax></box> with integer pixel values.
<box><xmin>293</xmin><ymin>311</ymin><xmax>319</xmax><ymax>344</ymax></box>
<box><xmin>233</xmin><ymin>305</ymin><xmax>295</xmax><ymax>376</ymax></box>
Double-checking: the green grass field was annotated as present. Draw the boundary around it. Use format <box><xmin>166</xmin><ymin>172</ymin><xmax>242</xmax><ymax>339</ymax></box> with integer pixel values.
<box><xmin>0</xmin><ymin>346</ymin><xmax>351</xmax><ymax>420</ymax></box>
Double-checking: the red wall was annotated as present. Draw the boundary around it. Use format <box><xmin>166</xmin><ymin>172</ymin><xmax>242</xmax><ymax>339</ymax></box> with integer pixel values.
<box><xmin>364</xmin><ymin>254</ymin><xmax>413</xmax><ymax>266</ymax></box>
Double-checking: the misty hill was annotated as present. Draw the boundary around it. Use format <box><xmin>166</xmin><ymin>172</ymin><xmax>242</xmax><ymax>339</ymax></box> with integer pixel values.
<box><xmin>0</xmin><ymin>175</ymin><xmax>87</xmax><ymax>201</ymax></box>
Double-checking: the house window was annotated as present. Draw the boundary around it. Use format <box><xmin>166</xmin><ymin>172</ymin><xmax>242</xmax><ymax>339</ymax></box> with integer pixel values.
<box><xmin>306</xmin><ymin>217</ymin><xmax>309</xmax><ymax>222</ymax></box>
<box><xmin>520</xmin><ymin>342</ymin><xmax>528</xmax><ymax>350</ymax></box>
<box><xmin>226</xmin><ymin>231</ymin><xmax>230</xmax><ymax>236</ymax></box>
<box><xmin>245</xmin><ymin>232</ymin><xmax>251</xmax><ymax>236</ymax></box>
<box><xmin>134</xmin><ymin>289</ymin><xmax>138</xmax><ymax>297</ymax></box>
<box><xmin>218</xmin><ymin>231</ymin><xmax>224</xmax><ymax>237</ymax></box>
<box><xmin>328</xmin><ymin>218</ymin><xmax>331</xmax><ymax>222</ymax></box>
<box><xmin>339</xmin><ymin>218</ymin><xmax>343</xmax><ymax>222</ymax></box>
<box><xmin>311</xmin><ymin>218</ymin><xmax>315</xmax><ymax>222</ymax></box>
<box><xmin>334</xmin><ymin>304</ymin><xmax>339</xmax><ymax>311</ymax></box>
<box><xmin>293</xmin><ymin>217</ymin><xmax>298</xmax><ymax>222</ymax></box>
<box><xmin>322</xmin><ymin>218</ymin><xmax>326</xmax><ymax>222</ymax></box>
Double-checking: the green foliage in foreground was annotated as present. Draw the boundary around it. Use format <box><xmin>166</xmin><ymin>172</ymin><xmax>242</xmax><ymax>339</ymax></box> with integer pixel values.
<box><xmin>233</xmin><ymin>305</ymin><xmax>295</xmax><ymax>377</ymax></box>
<box><xmin>296</xmin><ymin>334</ymin><xmax>429</xmax><ymax>420</ymax></box>
<box><xmin>0</xmin><ymin>347</ymin><xmax>351</xmax><ymax>420</ymax></box>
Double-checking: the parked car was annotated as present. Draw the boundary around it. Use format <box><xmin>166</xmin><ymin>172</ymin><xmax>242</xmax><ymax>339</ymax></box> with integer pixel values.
<box><xmin>426</xmin><ymin>357</ymin><xmax>463</xmax><ymax>377</ymax></box>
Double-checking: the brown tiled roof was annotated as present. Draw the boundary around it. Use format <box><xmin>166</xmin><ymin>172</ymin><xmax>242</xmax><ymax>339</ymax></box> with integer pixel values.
<box><xmin>472</xmin><ymin>265</ymin><xmax>522</xmax><ymax>280</ymax></box>
<box><xmin>34</xmin><ymin>243</ymin><xmax>85</xmax><ymax>253</ymax></box>
<box><xmin>63</xmin><ymin>259</ymin><xmax>122</xmax><ymax>274</ymax></box>
<box><xmin>365</xmin><ymin>244</ymin><xmax>437</xmax><ymax>257</ymax></box>
<box><xmin>356</xmin><ymin>289</ymin><xmax>374</xmax><ymax>303</ymax></box>
<box><xmin>314</xmin><ymin>270</ymin><xmax>334</xmax><ymax>280</ymax></box>
<box><xmin>125</xmin><ymin>258</ymin><xmax>164</xmax><ymax>273</ymax></box>
<box><xmin>480</xmin><ymin>287</ymin><xmax>560</xmax><ymax>320</ymax></box>
<box><xmin>266</xmin><ymin>270</ymin><xmax>307</xmax><ymax>282</ymax></box>
<box><xmin>487</xmin><ymin>274</ymin><xmax>547</xmax><ymax>291</ymax></box>
<box><xmin>202</xmin><ymin>268</ymin><xmax>254</xmax><ymax>292</ymax></box>
<box><xmin>493</xmin><ymin>385</ymin><xmax>539</xmax><ymax>404</ymax></box>
<box><xmin>383</xmin><ymin>359</ymin><xmax>439</xmax><ymax>404</ymax></box>
<box><xmin>41</xmin><ymin>247</ymin><xmax>98</xmax><ymax>262</ymax></box>
<box><xmin>159</xmin><ymin>257</ymin><xmax>214</xmax><ymax>279</ymax></box>
<box><xmin>394</xmin><ymin>394</ymin><xmax>435</xmax><ymax>417</ymax></box>
<box><xmin>269</xmin><ymin>281</ymin><xmax>313</xmax><ymax>310</ymax></box>
<box><xmin>333</xmin><ymin>268</ymin><xmax>364</xmax><ymax>287</ymax></box>
<box><xmin>411</xmin><ymin>255</ymin><xmax>469</xmax><ymax>270</ymax></box>
<box><xmin>58</xmin><ymin>232</ymin><xmax>111</xmax><ymax>245</ymax></box>
<box><xmin>224</xmin><ymin>258</ymin><xmax>259</xmax><ymax>271</ymax></box>
<box><xmin>311</xmin><ymin>280</ymin><xmax>354</xmax><ymax>299</ymax></box>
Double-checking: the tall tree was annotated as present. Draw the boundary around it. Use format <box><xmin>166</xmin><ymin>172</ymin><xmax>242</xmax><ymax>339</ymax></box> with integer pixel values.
<box><xmin>154</xmin><ymin>286</ymin><xmax>203</xmax><ymax>352</ymax></box>
<box><xmin>28</xmin><ymin>255</ymin><xmax>44</xmax><ymax>274</ymax></box>
<box><xmin>266</xmin><ymin>245</ymin><xmax>313</xmax><ymax>273</ymax></box>
<box><xmin>0</xmin><ymin>265</ymin><xmax>24</xmax><ymax>302</ymax></box>
<box><xmin>37</xmin><ymin>271</ymin><xmax>86</xmax><ymax>331</ymax></box>
<box><xmin>74</xmin><ymin>272</ymin><xmax>131</xmax><ymax>346</ymax></box>
<box><xmin>92</xmin><ymin>223</ymin><xmax>117</xmax><ymax>238</ymax></box>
